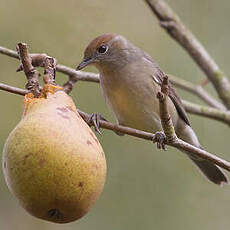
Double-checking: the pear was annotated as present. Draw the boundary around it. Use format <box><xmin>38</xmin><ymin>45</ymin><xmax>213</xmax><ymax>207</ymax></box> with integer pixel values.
<box><xmin>2</xmin><ymin>85</ymin><xmax>107</xmax><ymax>223</ymax></box>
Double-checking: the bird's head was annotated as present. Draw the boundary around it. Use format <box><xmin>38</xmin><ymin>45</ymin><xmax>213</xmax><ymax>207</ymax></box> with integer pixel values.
<box><xmin>76</xmin><ymin>33</ymin><xmax>135</xmax><ymax>71</ymax></box>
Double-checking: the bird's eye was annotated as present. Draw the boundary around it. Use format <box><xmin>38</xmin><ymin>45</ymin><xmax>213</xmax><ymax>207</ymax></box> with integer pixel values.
<box><xmin>97</xmin><ymin>45</ymin><xmax>108</xmax><ymax>54</ymax></box>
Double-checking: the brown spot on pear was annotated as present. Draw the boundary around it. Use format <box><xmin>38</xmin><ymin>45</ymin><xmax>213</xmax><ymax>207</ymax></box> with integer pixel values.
<box><xmin>2</xmin><ymin>84</ymin><xmax>106</xmax><ymax>223</ymax></box>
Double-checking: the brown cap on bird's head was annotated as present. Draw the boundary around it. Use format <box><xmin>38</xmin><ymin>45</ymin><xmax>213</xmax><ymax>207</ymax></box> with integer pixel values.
<box><xmin>84</xmin><ymin>33</ymin><xmax>117</xmax><ymax>58</ymax></box>
<box><xmin>76</xmin><ymin>33</ymin><xmax>129</xmax><ymax>70</ymax></box>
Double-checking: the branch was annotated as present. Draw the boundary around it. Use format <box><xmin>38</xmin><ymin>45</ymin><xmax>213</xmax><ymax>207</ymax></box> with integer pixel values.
<box><xmin>0</xmin><ymin>45</ymin><xmax>222</xmax><ymax>107</ymax></box>
<box><xmin>157</xmin><ymin>75</ymin><xmax>177</xmax><ymax>141</ymax></box>
<box><xmin>156</xmin><ymin>75</ymin><xmax>230</xmax><ymax>173</ymax></box>
<box><xmin>11</xmin><ymin>45</ymin><xmax>225</xmax><ymax>111</ymax></box>
<box><xmin>0</xmin><ymin>83</ymin><xmax>29</xmax><ymax>96</ymax></box>
<box><xmin>57</xmin><ymin>64</ymin><xmax>99</xmax><ymax>83</ymax></box>
<box><xmin>1</xmin><ymin>81</ymin><xmax>230</xmax><ymax>172</ymax></box>
<box><xmin>182</xmin><ymin>100</ymin><xmax>230</xmax><ymax>125</ymax></box>
<box><xmin>145</xmin><ymin>0</ymin><xmax>230</xmax><ymax>109</ymax></box>
<box><xmin>0</xmin><ymin>46</ymin><xmax>99</xmax><ymax>84</ymax></box>
<box><xmin>62</xmin><ymin>75</ymin><xmax>78</xmax><ymax>94</ymax></box>
<box><xmin>16</xmin><ymin>43</ymin><xmax>41</xmax><ymax>97</ymax></box>
<box><xmin>168</xmin><ymin>74</ymin><xmax>226</xmax><ymax>110</ymax></box>
<box><xmin>0</xmin><ymin>45</ymin><xmax>225</xmax><ymax>107</ymax></box>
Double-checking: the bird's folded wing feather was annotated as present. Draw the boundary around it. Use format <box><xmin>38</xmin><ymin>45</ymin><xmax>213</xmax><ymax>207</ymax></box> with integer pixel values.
<box><xmin>143</xmin><ymin>51</ymin><xmax>190</xmax><ymax>126</ymax></box>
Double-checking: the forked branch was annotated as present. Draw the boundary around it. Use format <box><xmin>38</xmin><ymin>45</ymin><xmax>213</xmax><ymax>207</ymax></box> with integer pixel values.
<box><xmin>145</xmin><ymin>0</ymin><xmax>230</xmax><ymax>109</ymax></box>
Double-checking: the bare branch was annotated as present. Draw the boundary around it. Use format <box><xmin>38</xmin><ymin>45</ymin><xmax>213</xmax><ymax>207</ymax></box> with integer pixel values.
<box><xmin>157</xmin><ymin>75</ymin><xmax>177</xmax><ymax>141</ymax></box>
<box><xmin>170</xmin><ymin>139</ymin><xmax>230</xmax><ymax>172</ymax></box>
<box><xmin>0</xmin><ymin>45</ymin><xmax>18</xmax><ymax>58</ymax></box>
<box><xmin>168</xmin><ymin>74</ymin><xmax>226</xmax><ymax>110</ymax></box>
<box><xmin>182</xmin><ymin>100</ymin><xmax>230</xmax><ymax>125</ymax></box>
<box><xmin>145</xmin><ymin>0</ymin><xmax>230</xmax><ymax>109</ymax></box>
<box><xmin>62</xmin><ymin>75</ymin><xmax>78</xmax><ymax>94</ymax></box>
<box><xmin>155</xmin><ymin>75</ymin><xmax>230</xmax><ymax>171</ymax></box>
<box><xmin>57</xmin><ymin>64</ymin><xmax>99</xmax><ymax>83</ymax></box>
<box><xmin>0</xmin><ymin>83</ymin><xmax>29</xmax><ymax>95</ymax></box>
<box><xmin>0</xmin><ymin>46</ymin><xmax>100</xmax><ymax>83</ymax></box>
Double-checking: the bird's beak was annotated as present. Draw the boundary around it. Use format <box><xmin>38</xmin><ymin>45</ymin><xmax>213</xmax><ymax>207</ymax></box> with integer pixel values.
<box><xmin>76</xmin><ymin>57</ymin><xmax>94</xmax><ymax>70</ymax></box>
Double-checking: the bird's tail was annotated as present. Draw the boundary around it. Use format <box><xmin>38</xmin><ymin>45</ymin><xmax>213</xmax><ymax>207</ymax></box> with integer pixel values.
<box><xmin>190</xmin><ymin>157</ymin><xmax>228</xmax><ymax>185</ymax></box>
<box><xmin>178</xmin><ymin>125</ymin><xmax>228</xmax><ymax>185</ymax></box>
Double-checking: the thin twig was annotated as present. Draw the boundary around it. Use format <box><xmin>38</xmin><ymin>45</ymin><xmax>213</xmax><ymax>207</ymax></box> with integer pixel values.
<box><xmin>0</xmin><ymin>83</ymin><xmax>29</xmax><ymax>95</ymax></box>
<box><xmin>182</xmin><ymin>100</ymin><xmax>230</xmax><ymax>125</ymax></box>
<box><xmin>168</xmin><ymin>74</ymin><xmax>226</xmax><ymax>110</ymax></box>
<box><xmin>16</xmin><ymin>43</ymin><xmax>41</xmax><ymax>97</ymax></box>
<box><xmin>145</xmin><ymin>0</ymin><xmax>230</xmax><ymax>109</ymax></box>
<box><xmin>157</xmin><ymin>75</ymin><xmax>177</xmax><ymax>141</ymax></box>
<box><xmin>156</xmin><ymin>75</ymin><xmax>230</xmax><ymax>171</ymax></box>
<box><xmin>57</xmin><ymin>64</ymin><xmax>99</xmax><ymax>83</ymax></box>
<box><xmin>169</xmin><ymin>139</ymin><xmax>230</xmax><ymax>171</ymax></box>
<box><xmin>0</xmin><ymin>46</ymin><xmax>100</xmax><ymax>83</ymax></box>
<box><xmin>62</xmin><ymin>75</ymin><xmax>78</xmax><ymax>94</ymax></box>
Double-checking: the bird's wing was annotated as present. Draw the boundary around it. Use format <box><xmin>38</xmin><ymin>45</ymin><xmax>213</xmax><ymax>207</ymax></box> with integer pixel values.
<box><xmin>143</xmin><ymin>51</ymin><xmax>191</xmax><ymax>126</ymax></box>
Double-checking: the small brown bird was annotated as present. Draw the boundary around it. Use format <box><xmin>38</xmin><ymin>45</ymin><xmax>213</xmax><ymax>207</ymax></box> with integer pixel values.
<box><xmin>77</xmin><ymin>33</ymin><xmax>228</xmax><ymax>185</ymax></box>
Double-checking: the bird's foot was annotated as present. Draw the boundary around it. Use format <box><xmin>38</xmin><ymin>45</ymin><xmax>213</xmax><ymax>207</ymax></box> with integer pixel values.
<box><xmin>154</xmin><ymin>131</ymin><xmax>167</xmax><ymax>150</ymax></box>
<box><xmin>87</xmin><ymin>113</ymin><xmax>107</xmax><ymax>135</ymax></box>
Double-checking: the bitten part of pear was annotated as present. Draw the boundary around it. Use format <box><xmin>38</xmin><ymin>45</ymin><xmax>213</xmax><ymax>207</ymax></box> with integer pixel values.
<box><xmin>2</xmin><ymin>86</ymin><xmax>107</xmax><ymax>223</ymax></box>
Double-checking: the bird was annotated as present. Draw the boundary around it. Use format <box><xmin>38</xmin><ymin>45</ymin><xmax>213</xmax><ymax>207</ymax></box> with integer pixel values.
<box><xmin>76</xmin><ymin>33</ymin><xmax>228</xmax><ymax>185</ymax></box>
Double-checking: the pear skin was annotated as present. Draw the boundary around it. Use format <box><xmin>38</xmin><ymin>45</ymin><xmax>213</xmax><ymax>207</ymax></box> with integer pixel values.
<box><xmin>2</xmin><ymin>85</ymin><xmax>107</xmax><ymax>223</ymax></box>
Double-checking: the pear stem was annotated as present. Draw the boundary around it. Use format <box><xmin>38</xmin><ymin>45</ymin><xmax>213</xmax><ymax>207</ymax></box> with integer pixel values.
<box><xmin>43</xmin><ymin>56</ymin><xmax>57</xmax><ymax>85</ymax></box>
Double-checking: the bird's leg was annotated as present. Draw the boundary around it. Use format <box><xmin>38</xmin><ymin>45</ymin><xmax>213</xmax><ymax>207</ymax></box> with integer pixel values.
<box><xmin>154</xmin><ymin>131</ymin><xmax>167</xmax><ymax>150</ymax></box>
<box><xmin>87</xmin><ymin>113</ymin><xmax>107</xmax><ymax>135</ymax></box>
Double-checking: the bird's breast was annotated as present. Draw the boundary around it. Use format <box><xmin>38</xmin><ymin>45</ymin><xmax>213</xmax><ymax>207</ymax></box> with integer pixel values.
<box><xmin>99</xmin><ymin>70</ymin><xmax>162</xmax><ymax>132</ymax></box>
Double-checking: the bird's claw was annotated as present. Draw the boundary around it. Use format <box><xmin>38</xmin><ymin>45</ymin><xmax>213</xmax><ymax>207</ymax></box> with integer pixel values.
<box><xmin>87</xmin><ymin>113</ymin><xmax>107</xmax><ymax>135</ymax></box>
<box><xmin>154</xmin><ymin>131</ymin><xmax>167</xmax><ymax>150</ymax></box>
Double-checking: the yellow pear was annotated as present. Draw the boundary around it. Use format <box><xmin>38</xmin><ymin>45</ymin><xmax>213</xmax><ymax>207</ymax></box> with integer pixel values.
<box><xmin>2</xmin><ymin>85</ymin><xmax>107</xmax><ymax>223</ymax></box>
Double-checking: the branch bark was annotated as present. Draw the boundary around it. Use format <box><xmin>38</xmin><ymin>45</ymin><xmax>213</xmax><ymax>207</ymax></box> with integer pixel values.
<box><xmin>16</xmin><ymin>43</ymin><xmax>41</xmax><ymax>97</ymax></box>
<box><xmin>145</xmin><ymin>0</ymin><xmax>230</xmax><ymax>109</ymax></box>
<box><xmin>182</xmin><ymin>100</ymin><xmax>230</xmax><ymax>125</ymax></box>
<box><xmin>168</xmin><ymin>74</ymin><xmax>226</xmax><ymax>110</ymax></box>
<box><xmin>0</xmin><ymin>83</ymin><xmax>29</xmax><ymax>96</ymax></box>
<box><xmin>0</xmin><ymin>46</ymin><xmax>99</xmax><ymax>83</ymax></box>
<box><xmin>157</xmin><ymin>75</ymin><xmax>177</xmax><ymax>141</ymax></box>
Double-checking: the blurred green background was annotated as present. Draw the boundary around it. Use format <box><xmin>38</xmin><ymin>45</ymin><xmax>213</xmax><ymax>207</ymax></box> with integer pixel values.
<box><xmin>1</xmin><ymin>0</ymin><xmax>230</xmax><ymax>229</ymax></box>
